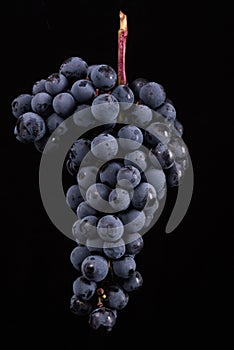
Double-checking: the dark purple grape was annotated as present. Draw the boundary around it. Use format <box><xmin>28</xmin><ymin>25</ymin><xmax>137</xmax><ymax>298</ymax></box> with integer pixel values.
<box><xmin>129</xmin><ymin>78</ymin><xmax>148</xmax><ymax>100</ymax></box>
<box><xmin>31</xmin><ymin>92</ymin><xmax>53</xmax><ymax>117</ymax></box>
<box><xmin>89</xmin><ymin>307</ymin><xmax>116</xmax><ymax>332</ymax></box>
<box><xmin>59</xmin><ymin>56</ymin><xmax>88</xmax><ymax>82</ymax></box>
<box><xmin>70</xmin><ymin>294</ymin><xmax>93</xmax><ymax>316</ymax></box>
<box><xmin>16</xmin><ymin>112</ymin><xmax>46</xmax><ymax>142</ymax></box>
<box><xmin>52</xmin><ymin>92</ymin><xmax>76</xmax><ymax>118</ymax></box>
<box><xmin>45</xmin><ymin>72</ymin><xmax>68</xmax><ymax>95</ymax></box>
<box><xmin>11</xmin><ymin>94</ymin><xmax>32</xmax><ymax>118</ymax></box>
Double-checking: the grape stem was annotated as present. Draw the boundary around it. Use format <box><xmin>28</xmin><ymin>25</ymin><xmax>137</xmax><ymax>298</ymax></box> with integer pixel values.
<box><xmin>118</xmin><ymin>11</ymin><xmax>128</xmax><ymax>85</ymax></box>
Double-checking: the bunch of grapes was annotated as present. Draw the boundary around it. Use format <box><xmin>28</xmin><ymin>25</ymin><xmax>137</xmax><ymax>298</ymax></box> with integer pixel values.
<box><xmin>10</xmin><ymin>12</ymin><xmax>190</xmax><ymax>333</ymax></box>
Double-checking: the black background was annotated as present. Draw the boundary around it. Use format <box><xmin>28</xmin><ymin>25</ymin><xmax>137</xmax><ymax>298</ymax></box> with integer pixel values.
<box><xmin>2</xmin><ymin>0</ymin><xmax>233</xmax><ymax>345</ymax></box>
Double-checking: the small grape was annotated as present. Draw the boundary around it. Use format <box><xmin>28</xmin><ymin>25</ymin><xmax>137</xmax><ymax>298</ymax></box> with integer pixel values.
<box><xmin>31</xmin><ymin>92</ymin><xmax>53</xmax><ymax>117</ymax></box>
<box><xmin>103</xmin><ymin>239</ymin><xmax>126</xmax><ymax>259</ymax></box>
<box><xmin>117</xmin><ymin>125</ymin><xmax>143</xmax><ymax>151</ymax></box>
<box><xmin>125</xmin><ymin>232</ymin><xmax>144</xmax><ymax>255</ymax></box>
<box><xmin>117</xmin><ymin>165</ymin><xmax>141</xmax><ymax>189</ymax></box>
<box><xmin>59</xmin><ymin>56</ymin><xmax>88</xmax><ymax>82</ymax></box>
<box><xmin>81</xmin><ymin>255</ymin><xmax>109</xmax><ymax>282</ymax></box>
<box><xmin>11</xmin><ymin>94</ymin><xmax>32</xmax><ymax>118</ymax></box>
<box><xmin>65</xmin><ymin>184</ymin><xmax>83</xmax><ymax>211</ymax></box>
<box><xmin>109</xmin><ymin>188</ymin><xmax>131</xmax><ymax>211</ymax></box>
<box><xmin>45</xmin><ymin>72</ymin><xmax>68</xmax><ymax>96</ymax></box>
<box><xmin>89</xmin><ymin>307</ymin><xmax>116</xmax><ymax>332</ymax></box>
<box><xmin>139</xmin><ymin>82</ymin><xmax>166</xmax><ymax>109</ymax></box>
<box><xmin>91</xmin><ymin>94</ymin><xmax>119</xmax><ymax>123</ymax></box>
<box><xmin>70</xmin><ymin>244</ymin><xmax>90</xmax><ymax>271</ymax></box>
<box><xmin>105</xmin><ymin>285</ymin><xmax>129</xmax><ymax>310</ymax></box>
<box><xmin>118</xmin><ymin>209</ymin><xmax>146</xmax><ymax>234</ymax></box>
<box><xmin>129</xmin><ymin>78</ymin><xmax>148</xmax><ymax>100</ymax></box>
<box><xmin>70</xmin><ymin>295</ymin><xmax>93</xmax><ymax>316</ymax></box>
<box><xmin>121</xmin><ymin>271</ymin><xmax>143</xmax><ymax>292</ymax></box>
<box><xmin>97</xmin><ymin>215</ymin><xmax>124</xmax><ymax>242</ymax></box>
<box><xmin>52</xmin><ymin>92</ymin><xmax>76</xmax><ymax>118</ymax></box>
<box><xmin>73</xmin><ymin>276</ymin><xmax>97</xmax><ymax>300</ymax></box>
<box><xmin>70</xmin><ymin>79</ymin><xmax>96</xmax><ymax>104</ymax></box>
<box><xmin>156</xmin><ymin>101</ymin><xmax>176</xmax><ymax>123</ymax></box>
<box><xmin>32</xmin><ymin>79</ymin><xmax>46</xmax><ymax>94</ymax></box>
<box><xmin>91</xmin><ymin>133</ymin><xmax>118</xmax><ymax>161</ymax></box>
<box><xmin>112</xmin><ymin>255</ymin><xmax>136</xmax><ymax>279</ymax></box>
<box><xmin>16</xmin><ymin>112</ymin><xmax>46</xmax><ymax>142</ymax></box>
<box><xmin>111</xmin><ymin>85</ymin><xmax>134</xmax><ymax>110</ymax></box>
<box><xmin>46</xmin><ymin>113</ymin><xmax>64</xmax><ymax>133</ymax></box>
<box><xmin>99</xmin><ymin>161</ymin><xmax>122</xmax><ymax>188</ymax></box>
<box><xmin>76</xmin><ymin>201</ymin><xmax>98</xmax><ymax>219</ymax></box>
<box><xmin>90</xmin><ymin>64</ymin><xmax>117</xmax><ymax>91</ymax></box>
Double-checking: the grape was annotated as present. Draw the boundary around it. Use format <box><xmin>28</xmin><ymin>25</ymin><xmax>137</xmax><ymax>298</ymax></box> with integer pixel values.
<box><xmin>79</xmin><ymin>215</ymin><xmax>98</xmax><ymax>240</ymax></box>
<box><xmin>87</xmin><ymin>64</ymin><xmax>98</xmax><ymax>79</ymax></box>
<box><xmin>52</xmin><ymin>92</ymin><xmax>76</xmax><ymax>118</ymax></box>
<box><xmin>156</xmin><ymin>101</ymin><xmax>176</xmax><ymax>123</ymax></box>
<box><xmin>59</xmin><ymin>56</ymin><xmax>88</xmax><ymax>82</ymax></box>
<box><xmin>16</xmin><ymin>112</ymin><xmax>46</xmax><ymax>142</ymax></box>
<box><xmin>72</xmin><ymin>219</ymin><xmax>86</xmax><ymax>244</ymax></box>
<box><xmin>169</xmin><ymin>137</ymin><xmax>188</xmax><ymax>161</ymax></box>
<box><xmin>124</xmin><ymin>150</ymin><xmax>148</xmax><ymax>172</ymax></box>
<box><xmin>109</xmin><ymin>188</ymin><xmax>131</xmax><ymax>211</ymax></box>
<box><xmin>86</xmin><ymin>183</ymin><xmax>110</xmax><ymax>212</ymax></box>
<box><xmin>89</xmin><ymin>307</ymin><xmax>116</xmax><ymax>331</ymax></box>
<box><xmin>11</xmin><ymin>94</ymin><xmax>32</xmax><ymax>118</ymax></box>
<box><xmin>99</xmin><ymin>161</ymin><xmax>122</xmax><ymax>188</ymax></box>
<box><xmin>91</xmin><ymin>94</ymin><xmax>119</xmax><ymax>123</ymax></box>
<box><xmin>91</xmin><ymin>133</ymin><xmax>118</xmax><ymax>161</ymax></box>
<box><xmin>90</xmin><ymin>64</ymin><xmax>117</xmax><ymax>91</ymax></box>
<box><xmin>45</xmin><ymin>73</ymin><xmax>68</xmax><ymax>96</ymax></box>
<box><xmin>97</xmin><ymin>215</ymin><xmax>124</xmax><ymax>242</ymax></box>
<box><xmin>117</xmin><ymin>125</ymin><xmax>143</xmax><ymax>151</ymax></box>
<box><xmin>70</xmin><ymin>295</ymin><xmax>93</xmax><ymax>316</ymax></box>
<box><xmin>70</xmin><ymin>79</ymin><xmax>96</xmax><ymax>104</ymax></box>
<box><xmin>125</xmin><ymin>233</ymin><xmax>144</xmax><ymax>255</ymax></box>
<box><xmin>117</xmin><ymin>165</ymin><xmax>141</xmax><ymax>189</ymax></box>
<box><xmin>46</xmin><ymin>113</ymin><xmax>64</xmax><ymax>133</ymax></box>
<box><xmin>72</xmin><ymin>104</ymin><xmax>96</xmax><ymax>128</ymax></box>
<box><xmin>81</xmin><ymin>255</ymin><xmax>109</xmax><ymax>282</ymax></box>
<box><xmin>129</xmin><ymin>78</ymin><xmax>148</xmax><ymax>100</ymax></box>
<box><xmin>132</xmin><ymin>182</ymin><xmax>157</xmax><ymax>211</ymax></box>
<box><xmin>139</xmin><ymin>82</ymin><xmax>166</xmax><ymax>109</ymax></box>
<box><xmin>128</xmin><ymin>103</ymin><xmax>152</xmax><ymax>127</ymax></box>
<box><xmin>73</xmin><ymin>276</ymin><xmax>97</xmax><ymax>300</ymax></box>
<box><xmin>121</xmin><ymin>271</ymin><xmax>143</xmax><ymax>292</ymax></box>
<box><xmin>151</xmin><ymin>142</ymin><xmax>175</xmax><ymax>169</ymax></box>
<box><xmin>145</xmin><ymin>122</ymin><xmax>171</xmax><ymax>146</ymax></box>
<box><xmin>145</xmin><ymin>168</ymin><xmax>166</xmax><ymax>197</ymax></box>
<box><xmin>118</xmin><ymin>209</ymin><xmax>146</xmax><ymax>233</ymax></box>
<box><xmin>103</xmin><ymin>239</ymin><xmax>126</xmax><ymax>259</ymax></box>
<box><xmin>70</xmin><ymin>244</ymin><xmax>90</xmax><ymax>271</ymax></box>
<box><xmin>166</xmin><ymin>162</ymin><xmax>184</xmax><ymax>187</ymax></box>
<box><xmin>76</xmin><ymin>201</ymin><xmax>98</xmax><ymax>219</ymax></box>
<box><xmin>68</xmin><ymin>138</ymin><xmax>91</xmax><ymax>173</ymax></box>
<box><xmin>66</xmin><ymin>184</ymin><xmax>83</xmax><ymax>211</ymax></box>
<box><xmin>77</xmin><ymin>166</ymin><xmax>99</xmax><ymax>190</ymax></box>
<box><xmin>31</xmin><ymin>92</ymin><xmax>53</xmax><ymax>117</ymax></box>
<box><xmin>105</xmin><ymin>285</ymin><xmax>129</xmax><ymax>310</ymax></box>
<box><xmin>111</xmin><ymin>84</ymin><xmax>134</xmax><ymax>110</ymax></box>
<box><xmin>32</xmin><ymin>79</ymin><xmax>46</xmax><ymax>94</ymax></box>
<box><xmin>112</xmin><ymin>255</ymin><xmax>136</xmax><ymax>279</ymax></box>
